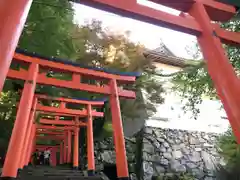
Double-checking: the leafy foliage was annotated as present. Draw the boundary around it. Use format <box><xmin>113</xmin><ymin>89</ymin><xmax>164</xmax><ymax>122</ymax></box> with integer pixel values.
<box><xmin>19</xmin><ymin>0</ymin><xmax>76</xmax><ymax>58</ymax></box>
<box><xmin>0</xmin><ymin>91</ymin><xmax>18</xmax><ymax>151</ymax></box>
<box><xmin>217</xmin><ymin>129</ymin><xmax>240</xmax><ymax>167</ymax></box>
<box><xmin>214</xmin><ymin>128</ymin><xmax>240</xmax><ymax>179</ymax></box>
<box><xmin>172</xmin><ymin>61</ymin><xmax>216</xmax><ymax>118</ymax></box>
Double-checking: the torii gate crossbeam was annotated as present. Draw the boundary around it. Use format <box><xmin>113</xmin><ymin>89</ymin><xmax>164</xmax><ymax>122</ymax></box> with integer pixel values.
<box><xmin>36</xmin><ymin>104</ymin><xmax>104</xmax><ymax>117</ymax></box>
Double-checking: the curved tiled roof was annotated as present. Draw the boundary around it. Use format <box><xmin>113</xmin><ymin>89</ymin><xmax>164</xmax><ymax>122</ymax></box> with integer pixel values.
<box><xmin>143</xmin><ymin>48</ymin><xmax>190</xmax><ymax>68</ymax></box>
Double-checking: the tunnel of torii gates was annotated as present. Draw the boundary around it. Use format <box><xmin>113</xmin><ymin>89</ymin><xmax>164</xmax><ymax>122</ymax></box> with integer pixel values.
<box><xmin>0</xmin><ymin>49</ymin><xmax>140</xmax><ymax>179</ymax></box>
<box><xmin>1</xmin><ymin>0</ymin><xmax>240</xmax><ymax>179</ymax></box>
<box><xmin>23</xmin><ymin>94</ymin><xmax>105</xmax><ymax>170</ymax></box>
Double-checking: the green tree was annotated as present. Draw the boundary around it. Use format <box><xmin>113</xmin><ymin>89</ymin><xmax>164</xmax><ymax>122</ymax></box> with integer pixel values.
<box><xmin>0</xmin><ymin>91</ymin><xmax>18</xmax><ymax>153</ymax></box>
<box><xmin>213</xmin><ymin>129</ymin><xmax>240</xmax><ymax>180</ymax></box>
<box><xmin>18</xmin><ymin>0</ymin><xmax>77</xmax><ymax>58</ymax></box>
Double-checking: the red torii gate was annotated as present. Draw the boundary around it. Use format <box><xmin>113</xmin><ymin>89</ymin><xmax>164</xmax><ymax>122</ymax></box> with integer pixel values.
<box><xmin>36</xmin><ymin>130</ymin><xmax>71</xmax><ymax>166</ymax></box>
<box><xmin>35</xmin><ymin>145</ymin><xmax>59</xmax><ymax>166</ymax></box>
<box><xmin>1</xmin><ymin>50</ymin><xmax>138</xmax><ymax>179</ymax></box>
<box><xmin>35</xmin><ymin>94</ymin><xmax>105</xmax><ymax>118</ymax></box>
<box><xmin>35</xmin><ymin>94</ymin><xmax>106</xmax><ymax>171</ymax></box>
<box><xmin>20</xmin><ymin>95</ymin><xmax>105</xmax><ymax>173</ymax></box>
<box><xmin>36</xmin><ymin>131</ymin><xmax>67</xmax><ymax>166</ymax></box>
<box><xmin>1</xmin><ymin>0</ymin><xmax>240</xmax><ymax>180</ymax></box>
<box><xmin>36</xmin><ymin>125</ymin><xmax>76</xmax><ymax>167</ymax></box>
<box><xmin>13</xmin><ymin>94</ymin><xmax>104</xmax><ymax>169</ymax></box>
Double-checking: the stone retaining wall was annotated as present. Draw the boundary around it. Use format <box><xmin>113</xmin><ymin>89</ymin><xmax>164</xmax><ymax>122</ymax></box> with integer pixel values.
<box><xmin>142</xmin><ymin>127</ymin><xmax>223</xmax><ymax>180</ymax></box>
<box><xmin>94</xmin><ymin>137</ymin><xmax>138</xmax><ymax>180</ymax></box>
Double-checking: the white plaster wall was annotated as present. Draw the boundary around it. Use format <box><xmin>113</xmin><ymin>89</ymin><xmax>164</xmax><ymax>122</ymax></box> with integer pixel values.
<box><xmin>146</xmin><ymin>63</ymin><xmax>230</xmax><ymax>134</ymax></box>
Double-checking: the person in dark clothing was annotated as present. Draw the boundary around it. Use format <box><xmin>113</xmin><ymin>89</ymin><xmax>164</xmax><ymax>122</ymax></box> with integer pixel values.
<box><xmin>32</xmin><ymin>150</ymin><xmax>39</xmax><ymax>166</ymax></box>
<box><xmin>39</xmin><ymin>152</ymin><xmax>44</xmax><ymax>165</ymax></box>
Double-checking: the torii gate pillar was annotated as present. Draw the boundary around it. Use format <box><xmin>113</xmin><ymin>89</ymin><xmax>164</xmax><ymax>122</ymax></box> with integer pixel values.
<box><xmin>87</xmin><ymin>104</ymin><xmax>95</xmax><ymax>176</ymax></box>
<box><xmin>27</xmin><ymin>124</ymin><xmax>36</xmax><ymax>165</ymax></box>
<box><xmin>50</xmin><ymin>148</ymin><xmax>57</xmax><ymax>166</ymax></box>
<box><xmin>188</xmin><ymin>2</ymin><xmax>240</xmax><ymax>142</ymax></box>
<box><xmin>1</xmin><ymin>63</ymin><xmax>38</xmax><ymax>178</ymax></box>
<box><xmin>0</xmin><ymin>0</ymin><xmax>33</xmax><ymax>92</ymax></box>
<box><xmin>19</xmin><ymin>97</ymin><xmax>37</xmax><ymax>169</ymax></box>
<box><xmin>109</xmin><ymin>79</ymin><xmax>129</xmax><ymax>179</ymax></box>
<box><xmin>73</xmin><ymin>127</ymin><xmax>79</xmax><ymax>169</ymax></box>
<box><xmin>60</xmin><ymin>142</ymin><xmax>64</xmax><ymax>165</ymax></box>
<box><xmin>67</xmin><ymin>130</ymin><xmax>72</xmax><ymax>164</ymax></box>
<box><xmin>64</xmin><ymin>131</ymin><xmax>68</xmax><ymax>163</ymax></box>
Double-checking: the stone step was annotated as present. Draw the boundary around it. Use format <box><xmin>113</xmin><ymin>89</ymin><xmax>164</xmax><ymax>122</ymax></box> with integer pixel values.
<box><xmin>23</xmin><ymin>167</ymin><xmax>82</xmax><ymax>173</ymax></box>
<box><xmin>18</xmin><ymin>175</ymin><xmax>103</xmax><ymax>180</ymax></box>
<box><xmin>22</xmin><ymin>169</ymin><xmax>84</xmax><ymax>176</ymax></box>
<box><xmin>24</xmin><ymin>174</ymin><xmax>84</xmax><ymax>178</ymax></box>
<box><xmin>17</xmin><ymin>166</ymin><xmax>103</xmax><ymax>180</ymax></box>
<box><xmin>25</xmin><ymin>166</ymin><xmax>72</xmax><ymax>170</ymax></box>
<box><xmin>26</xmin><ymin>170</ymin><xmax>84</xmax><ymax>173</ymax></box>
<box><xmin>25</xmin><ymin>172</ymin><xmax>84</xmax><ymax>176</ymax></box>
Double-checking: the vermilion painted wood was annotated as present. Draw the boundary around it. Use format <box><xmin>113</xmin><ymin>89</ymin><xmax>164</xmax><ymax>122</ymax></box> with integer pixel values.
<box><xmin>40</xmin><ymin>112</ymin><xmax>80</xmax><ymax>118</ymax></box>
<box><xmin>72</xmin><ymin>74</ymin><xmax>81</xmax><ymax>84</ymax></box>
<box><xmin>39</xmin><ymin>119</ymin><xmax>87</xmax><ymax>126</ymax></box>
<box><xmin>13</xmin><ymin>53</ymin><xmax>137</xmax><ymax>83</ymax></box>
<box><xmin>36</xmin><ymin>74</ymin><xmax>136</xmax><ymax>99</ymax></box>
<box><xmin>37</xmin><ymin>131</ymin><xmax>64</xmax><ymax>135</ymax></box>
<box><xmin>73</xmin><ymin>127</ymin><xmax>79</xmax><ymax>168</ymax></box>
<box><xmin>79</xmin><ymin>0</ymin><xmax>240</xmax><ymax>46</ymax></box>
<box><xmin>215</xmin><ymin>25</ymin><xmax>240</xmax><ymax>46</ymax></box>
<box><xmin>2</xmin><ymin>64</ymin><xmax>39</xmax><ymax>178</ymax></box>
<box><xmin>109</xmin><ymin>79</ymin><xmax>129</xmax><ymax>178</ymax></box>
<box><xmin>16</xmin><ymin>102</ymin><xmax>104</xmax><ymax>118</ymax></box>
<box><xmin>87</xmin><ymin>104</ymin><xmax>95</xmax><ymax>171</ymax></box>
<box><xmin>36</xmin><ymin>135</ymin><xmax>64</xmax><ymax>140</ymax></box>
<box><xmin>189</xmin><ymin>2</ymin><xmax>240</xmax><ymax>143</ymax></box>
<box><xmin>148</xmin><ymin>0</ymin><xmax>236</xmax><ymax>21</ymax></box>
<box><xmin>60</xmin><ymin>102</ymin><xmax>66</xmax><ymax>109</ymax></box>
<box><xmin>63</xmin><ymin>131</ymin><xmax>68</xmax><ymax>163</ymax></box>
<box><xmin>36</xmin><ymin>104</ymin><xmax>104</xmax><ymax>117</ymax></box>
<box><xmin>37</xmin><ymin>129</ymin><xmax>64</xmax><ymax>133</ymax></box>
<box><xmin>67</xmin><ymin>130</ymin><xmax>72</xmax><ymax>163</ymax></box>
<box><xmin>79</xmin><ymin>0</ymin><xmax>201</xmax><ymax>35</ymax></box>
<box><xmin>36</xmin><ymin>94</ymin><xmax>105</xmax><ymax>106</ymax></box>
<box><xmin>60</xmin><ymin>143</ymin><xmax>64</xmax><ymax>164</ymax></box>
<box><xmin>19</xmin><ymin>97</ymin><xmax>38</xmax><ymax>169</ymax></box>
<box><xmin>36</xmin><ymin>125</ymin><xmax>75</xmax><ymax>130</ymax></box>
<box><xmin>26</xmin><ymin>124</ymin><xmax>36</xmax><ymax>166</ymax></box>
<box><xmin>7</xmin><ymin>69</ymin><xmax>28</xmax><ymax>80</ymax></box>
<box><xmin>7</xmin><ymin>69</ymin><xmax>136</xmax><ymax>99</ymax></box>
<box><xmin>0</xmin><ymin>0</ymin><xmax>33</xmax><ymax>92</ymax></box>
<box><xmin>51</xmin><ymin>148</ymin><xmax>57</xmax><ymax>166</ymax></box>
<box><xmin>179</xmin><ymin>12</ymin><xmax>240</xmax><ymax>46</ymax></box>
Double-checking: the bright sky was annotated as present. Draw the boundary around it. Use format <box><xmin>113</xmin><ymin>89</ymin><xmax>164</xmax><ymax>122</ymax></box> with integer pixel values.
<box><xmin>73</xmin><ymin>1</ymin><xmax>229</xmax><ymax>133</ymax></box>
<box><xmin>73</xmin><ymin>0</ymin><xmax>197</xmax><ymax>59</ymax></box>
